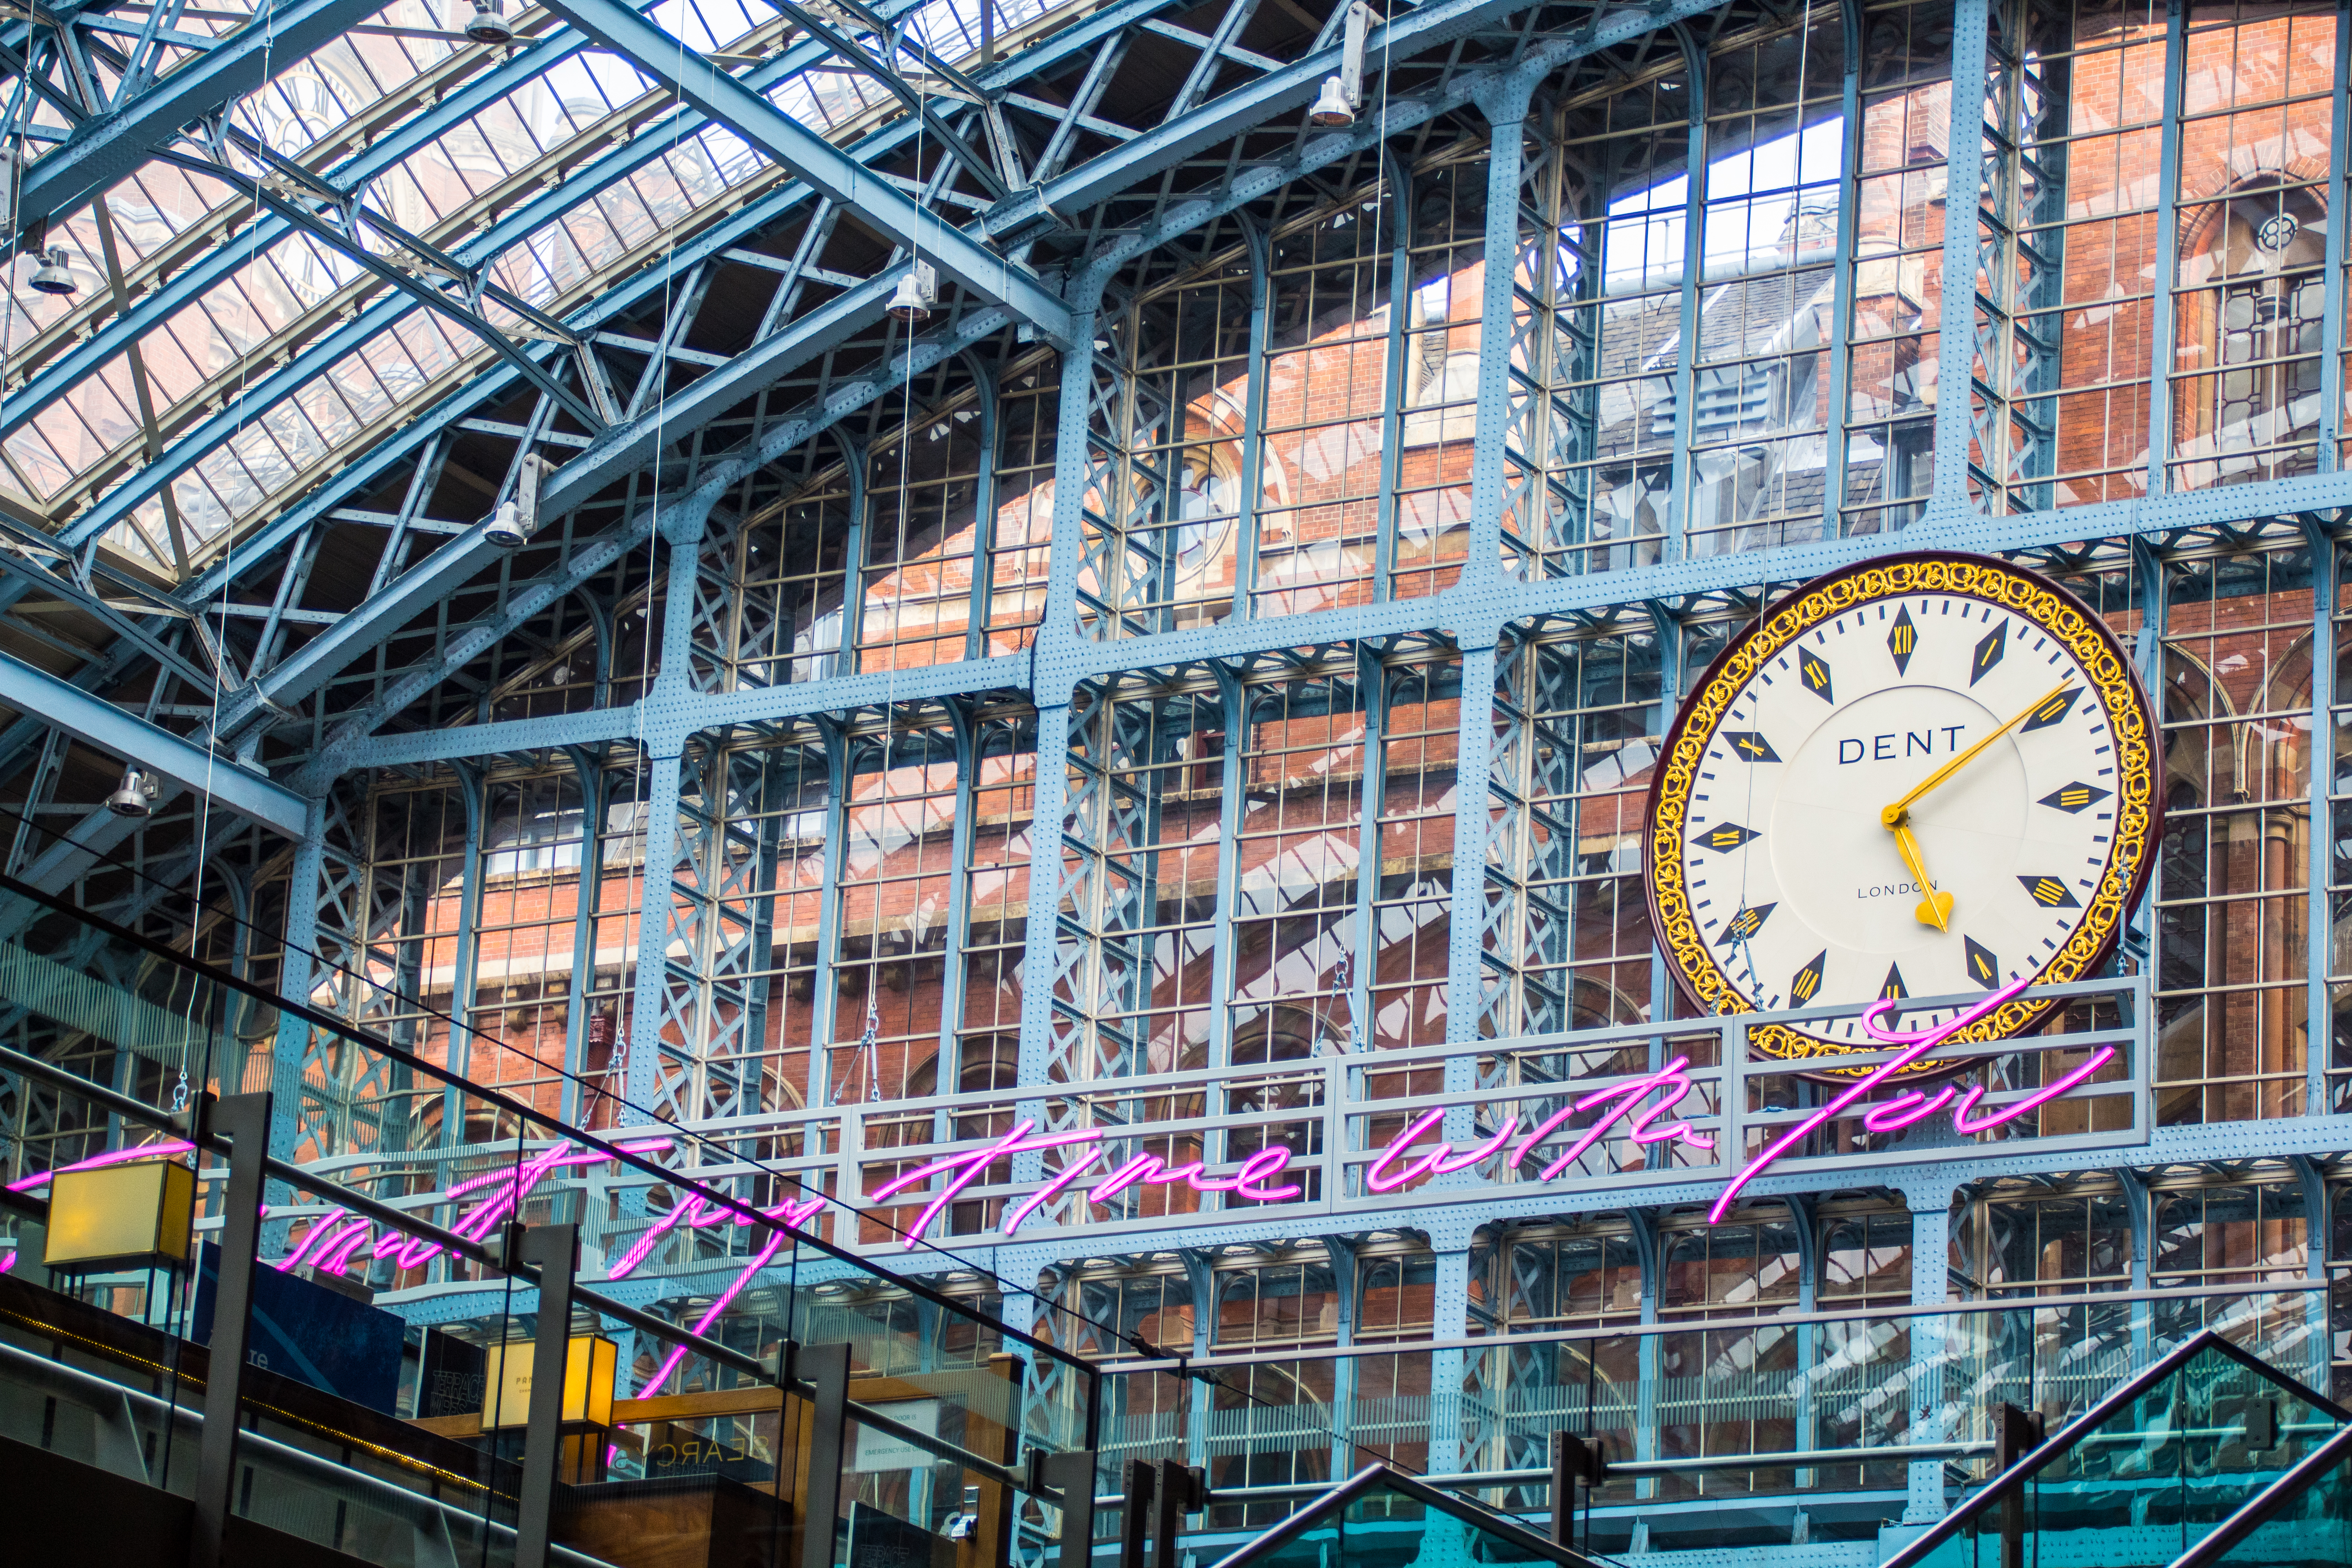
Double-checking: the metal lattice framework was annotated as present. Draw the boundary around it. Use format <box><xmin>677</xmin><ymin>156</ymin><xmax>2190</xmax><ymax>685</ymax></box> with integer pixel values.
<box><xmin>8</xmin><ymin>0</ymin><xmax>2352</xmax><ymax>1558</ymax></box>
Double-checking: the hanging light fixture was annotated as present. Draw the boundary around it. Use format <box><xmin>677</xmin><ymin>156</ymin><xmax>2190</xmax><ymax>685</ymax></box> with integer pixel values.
<box><xmin>1308</xmin><ymin>76</ymin><xmax>1355</xmax><ymax>127</ymax></box>
<box><xmin>107</xmin><ymin>766</ymin><xmax>158</xmax><ymax>818</ymax></box>
<box><xmin>462</xmin><ymin>0</ymin><xmax>514</xmax><ymax>44</ymax></box>
<box><xmin>1310</xmin><ymin>4</ymin><xmax>1373</xmax><ymax>127</ymax></box>
<box><xmin>485</xmin><ymin>452</ymin><xmax>554</xmax><ymax>549</ymax></box>
<box><xmin>887</xmin><ymin>260</ymin><xmax>938</xmax><ymax>322</ymax></box>
<box><xmin>29</xmin><ymin>246</ymin><xmax>76</xmax><ymax>295</ymax></box>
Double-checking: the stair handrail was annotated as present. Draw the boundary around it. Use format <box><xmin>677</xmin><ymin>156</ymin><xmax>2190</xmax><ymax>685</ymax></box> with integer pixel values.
<box><xmin>1883</xmin><ymin>1327</ymin><xmax>2349</xmax><ymax>1568</ymax></box>
<box><xmin>1200</xmin><ymin>1460</ymin><xmax>1610</xmax><ymax>1568</ymax></box>
<box><xmin>2164</xmin><ymin>1413</ymin><xmax>2352</xmax><ymax>1567</ymax></box>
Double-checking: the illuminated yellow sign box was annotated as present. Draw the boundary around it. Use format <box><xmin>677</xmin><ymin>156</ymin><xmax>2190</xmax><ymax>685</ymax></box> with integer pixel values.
<box><xmin>480</xmin><ymin>1336</ymin><xmax>618</xmax><ymax>1429</ymax></box>
<box><xmin>44</xmin><ymin>1160</ymin><xmax>196</xmax><ymax>1269</ymax></box>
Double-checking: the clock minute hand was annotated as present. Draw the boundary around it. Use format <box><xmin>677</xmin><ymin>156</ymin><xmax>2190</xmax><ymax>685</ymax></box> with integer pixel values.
<box><xmin>1878</xmin><ymin>679</ymin><xmax>2074</xmax><ymax>831</ymax></box>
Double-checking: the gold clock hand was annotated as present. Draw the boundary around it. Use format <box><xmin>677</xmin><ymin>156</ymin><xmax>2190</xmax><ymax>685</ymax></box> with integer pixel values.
<box><xmin>1878</xmin><ymin>679</ymin><xmax>2073</xmax><ymax>831</ymax></box>
<box><xmin>1890</xmin><ymin>820</ymin><xmax>1953</xmax><ymax>932</ymax></box>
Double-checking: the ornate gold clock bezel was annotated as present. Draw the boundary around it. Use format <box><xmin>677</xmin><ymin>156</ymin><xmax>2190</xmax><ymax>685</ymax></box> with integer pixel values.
<box><xmin>1642</xmin><ymin>550</ymin><xmax>2162</xmax><ymax>1080</ymax></box>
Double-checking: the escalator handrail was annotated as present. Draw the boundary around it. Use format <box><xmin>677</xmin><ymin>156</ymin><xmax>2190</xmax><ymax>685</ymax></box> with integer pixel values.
<box><xmin>2165</xmin><ymin>1413</ymin><xmax>2352</xmax><ymax>1567</ymax></box>
<box><xmin>1200</xmin><ymin>1460</ymin><xmax>1610</xmax><ymax>1568</ymax></box>
<box><xmin>1882</xmin><ymin>1327</ymin><xmax>2350</xmax><ymax>1568</ymax></box>
<box><xmin>0</xmin><ymin>1333</ymin><xmax>619</xmax><ymax>1568</ymax></box>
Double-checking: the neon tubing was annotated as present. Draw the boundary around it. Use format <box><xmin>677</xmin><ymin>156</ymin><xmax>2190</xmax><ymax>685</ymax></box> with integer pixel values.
<box><xmin>6</xmin><ymin>1139</ymin><xmax>194</xmax><ymax>1191</ymax></box>
<box><xmin>1707</xmin><ymin>975</ymin><xmax>2034</xmax><ymax>1224</ymax></box>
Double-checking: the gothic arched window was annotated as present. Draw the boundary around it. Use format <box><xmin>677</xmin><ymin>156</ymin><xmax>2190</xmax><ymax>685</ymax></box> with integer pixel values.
<box><xmin>2172</xmin><ymin>179</ymin><xmax>2328</xmax><ymax>490</ymax></box>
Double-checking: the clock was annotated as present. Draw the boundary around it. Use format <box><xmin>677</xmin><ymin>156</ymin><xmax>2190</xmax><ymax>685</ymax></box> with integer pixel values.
<box><xmin>1645</xmin><ymin>551</ymin><xmax>2160</xmax><ymax>1076</ymax></box>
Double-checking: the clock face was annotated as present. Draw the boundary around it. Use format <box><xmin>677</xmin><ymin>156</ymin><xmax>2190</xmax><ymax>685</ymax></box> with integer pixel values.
<box><xmin>1646</xmin><ymin>552</ymin><xmax>2160</xmax><ymax>1076</ymax></box>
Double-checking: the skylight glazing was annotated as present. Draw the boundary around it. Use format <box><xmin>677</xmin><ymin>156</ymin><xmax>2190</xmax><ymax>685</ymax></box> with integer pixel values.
<box><xmin>0</xmin><ymin>0</ymin><xmax>1062</xmax><ymax>578</ymax></box>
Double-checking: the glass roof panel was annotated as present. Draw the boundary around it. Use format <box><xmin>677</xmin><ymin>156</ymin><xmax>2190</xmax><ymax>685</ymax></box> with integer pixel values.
<box><xmin>16</xmin><ymin>0</ymin><xmax>1110</xmax><ymax>577</ymax></box>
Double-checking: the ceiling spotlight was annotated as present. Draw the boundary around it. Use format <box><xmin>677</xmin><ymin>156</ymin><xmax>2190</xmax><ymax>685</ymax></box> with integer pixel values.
<box><xmin>1308</xmin><ymin>75</ymin><xmax>1355</xmax><ymax>127</ymax></box>
<box><xmin>106</xmin><ymin>766</ymin><xmax>158</xmax><ymax>818</ymax></box>
<box><xmin>462</xmin><ymin>0</ymin><xmax>514</xmax><ymax>44</ymax></box>
<box><xmin>887</xmin><ymin>260</ymin><xmax>938</xmax><ymax>322</ymax></box>
<box><xmin>28</xmin><ymin>246</ymin><xmax>75</xmax><ymax>295</ymax></box>
<box><xmin>485</xmin><ymin>451</ymin><xmax>554</xmax><ymax>549</ymax></box>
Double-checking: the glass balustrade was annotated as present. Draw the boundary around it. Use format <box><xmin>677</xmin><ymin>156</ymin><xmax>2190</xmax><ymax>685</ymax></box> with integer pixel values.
<box><xmin>1884</xmin><ymin>1333</ymin><xmax>2349</xmax><ymax>1568</ymax></box>
<box><xmin>0</xmin><ymin>860</ymin><xmax>1101</xmax><ymax>1568</ymax></box>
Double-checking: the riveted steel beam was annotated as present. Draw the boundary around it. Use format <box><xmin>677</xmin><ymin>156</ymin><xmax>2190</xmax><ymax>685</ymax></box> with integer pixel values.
<box><xmin>535</xmin><ymin>0</ymin><xmax>1073</xmax><ymax>344</ymax></box>
<box><xmin>221</xmin><ymin>0</ymin><xmax>1721</xmax><ymax>750</ymax></box>
<box><xmin>0</xmin><ymin>648</ymin><xmax>307</xmax><ymax>836</ymax></box>
<box><xmin>12</xmin><ymin>0</ymin><xmax>375</xmax><ymax>250</ymax></box>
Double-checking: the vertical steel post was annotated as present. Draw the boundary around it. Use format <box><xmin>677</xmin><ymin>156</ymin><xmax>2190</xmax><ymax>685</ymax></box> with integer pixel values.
<box><xmin>798</xmin><ymin>1341</ymin><xmax>851</xmax><ymax>1568</ymax></box>
<box><xmin>189</xmin><ymin>1091</ymin><xmax>272</xmax><ymax>1568</ymax></box>
<box><xmin>558</xmin><ymin>747</ymin><xmax>606</xmax><ymax>1128</ymax></box>
<box><xmin>443</xmin><ymin>760</ymin><xmax>487</xmax><ymax>1137</ymax></box>
<box><xmin>2306</xmin><ymin>534</ymin><xmax>2336</xmax><ymax>1117</ymax></box>
<box><xmin>1203</xmin><ymin>668</ymin><xmax>1249</xmax><ymax>1077</ymax></box>
<box><xmin>1229</xmin><ymin>219</ymin><xmax>1273</xmax><ymax>625</ymax></box>
<box><xmin>963</xmin><ymin>358</ymin><xmax>1000</xmax><ymax>663</ymax></box>
<box><xmin>933</xmin><ymin>702</ymin><xmax>980</xmax><ymax>1143</ymax></box>
<box><xmin>1666</xmin><ymin>25</ymin><xmax>1709</xmax><ymax>559</ymax></box>
<box><xmin>1901</xmin><ymin>1177</ymin><xmax>1957</xmax><ymax>1524</ymax></box>
<box><xmin>1822</xmin><ymin>0</ymin><xmax>1864</xmax><ymax>535</ymax></box>
<box><xmin>2142</xmin><ymin>0</ymin><xmax>2188</xmax><ymax>498</ymax></box>
<box><xmin>2319</xmin><ymin>0</ymin><xmax>2350</xmax><ymax>470</ymax></box>
<box><xmin>1934</xmin><ymin>0</ymin><xmax>1996</xmax><ymax>508</ymax></box>
<box><xmin>514</xmin><ymin>1222</ymin><xmax>580</xmax><ymax>1568</ymax></box>
<box><xmin>1373</xmin><ymin>148</ymin><xmax>1413</xmax><ymax>600</ymax></box>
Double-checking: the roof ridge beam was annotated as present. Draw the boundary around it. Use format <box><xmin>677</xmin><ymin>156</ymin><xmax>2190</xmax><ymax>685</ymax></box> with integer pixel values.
<box><xmin>215</xmin><ymin>0</ymin><xmax>1730</xmax><ymax>748</ymax></box>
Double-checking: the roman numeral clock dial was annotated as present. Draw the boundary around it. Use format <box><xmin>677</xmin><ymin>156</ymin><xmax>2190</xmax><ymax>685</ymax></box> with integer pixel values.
<box><xmin>1646</xmin><ymin>552</ymin><xmax>2160</xmax><ymax>1076</ymax></box>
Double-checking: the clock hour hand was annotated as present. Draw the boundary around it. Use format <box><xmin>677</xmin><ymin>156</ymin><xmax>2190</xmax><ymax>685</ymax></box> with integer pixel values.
<box><xmin>1890</xmin><ymin>820</ymin><xmax>1953</xmax><ymax>932</ymax></box>
<box><xmin>1878</xmin><ymin>678</ymin><xmax>2074</xmax><ymax>831</ymax></box>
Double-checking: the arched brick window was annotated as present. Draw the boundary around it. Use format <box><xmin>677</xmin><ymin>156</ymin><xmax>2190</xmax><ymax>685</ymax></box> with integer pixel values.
<box><xmin>2173</xmin><ymin>175</ymin><xmax>2329</xmax><ymax>489</ymax></box>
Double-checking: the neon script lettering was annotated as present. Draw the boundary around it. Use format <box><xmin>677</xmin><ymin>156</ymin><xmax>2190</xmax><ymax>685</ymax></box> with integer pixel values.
<box><xmin>867</xmin><ymin>1120</ymin><xmax>1304</xmax><ymax>1249</ymax></box>
<box><xmin>7</xmin><ymin>978</ymin><xmax>2118</xmax><ymax>1293</ymax></box>
<box><xmin>1364</xmin><ymin>1057</ymin><xmax>1719</xmax><ymax>1195</ymax></box>
<box><xmin>1705</xmin><ymin>975</ymin><xmax>2113</xmax><ymax>1223</ymax></box>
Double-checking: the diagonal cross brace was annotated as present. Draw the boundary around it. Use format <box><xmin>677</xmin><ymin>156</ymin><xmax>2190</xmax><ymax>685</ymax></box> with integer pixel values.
<box><xmin>13</xmin><ymin>0</ymin><xmax>372</xmax><ymax>253</ymax></box>
<box><xmin>536</xmin><ymin>0</ymin><xmax>1073</xmax><ymax>347</ymax></box>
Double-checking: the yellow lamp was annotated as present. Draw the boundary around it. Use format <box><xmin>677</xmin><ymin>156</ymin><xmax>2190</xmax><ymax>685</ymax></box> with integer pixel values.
<box><xmin>44</xmin><ymin>1159</ymin><xmax>196</xmax><ymax>1269</ymax></box>
<box><xmin>480</xmin><ymin>1335</ymin><xmax>619</xmax><ymax>1429</ymax></box>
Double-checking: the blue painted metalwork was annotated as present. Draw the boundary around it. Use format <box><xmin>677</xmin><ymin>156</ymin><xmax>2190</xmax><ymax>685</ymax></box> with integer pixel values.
<box><xmin>11</xmin><ymin>0</ymin><xmax>368</xmax><ymax>245</ymax></box>
<box><xmin>0</xmin><ymin>647</ymin><xmax>308</xmax><ymax>834</ymax></box>
<box><xmin>191</xmin><ymin>0</ymin><xmax>1732</xmax><ymax>762</ymax></box>
<box><xmin>536</xmin><ymin>0</ymin><xmax>1071</xmax><ymax>342</ymax></box>
<box><xmin>21</xmin><ymin>6</ymin><xmax>2352</xmax><ymax>1555</ymax></box>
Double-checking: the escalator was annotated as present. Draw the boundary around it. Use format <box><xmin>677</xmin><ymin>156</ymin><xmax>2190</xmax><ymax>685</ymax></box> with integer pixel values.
<box><xmin>0</xmin><ymin>1262</ymin><xmax>615</xmax><ymax>1568</ymax></box>
<box><xmin>1883</xmin><ymin>1330</ymin><xmax>2351</xmax><ymax>1568</ymax></box>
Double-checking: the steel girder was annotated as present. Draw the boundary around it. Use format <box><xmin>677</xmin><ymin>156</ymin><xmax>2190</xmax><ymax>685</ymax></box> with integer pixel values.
<box><xmin>534</xmin><ymin>0</ymin><xmax>1074</xmax><ymax>343</ymax></box>
<box><xmin>0</xmin><ymin>29</ymin><xmax>595</xmax><ymax>442</ymax></box>
<box><xmin>240</xmin><ymin>0</ymin><xmax>1748</xmax><ymax>760</ymax></box>
<box><xmin>2</xmin><ymin>0</ymin><xmax>1186</xmax><ymax>755</ymax></box>
<box><xmin>5</xmin><ymin>0</ymin><xmax>373</xmax><ymax>248</ymax></box>
<box><xmin>0</xmin><ymin>648</ymin><xmax>306</xmax><ymax>835</ymax></box>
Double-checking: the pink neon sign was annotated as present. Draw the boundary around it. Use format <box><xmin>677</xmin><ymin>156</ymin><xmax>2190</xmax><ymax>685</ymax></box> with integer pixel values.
<box><xmin>1350</xmin><ymin>974</ymin><xmax>2118</xmax><ymax>1227</ymax></box>
<box><xmin>866</xmin><ymin>1121</ymin><xmax>1303</xmax><ymax>1249</ymax></box>
<box><xmin>3</xmin><ymin>981</ymin><xmax>2118</xmax><ymax>1358</ymax></box>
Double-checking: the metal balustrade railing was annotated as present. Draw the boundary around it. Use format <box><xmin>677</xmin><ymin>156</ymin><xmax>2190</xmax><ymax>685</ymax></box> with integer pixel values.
<box><xmin>0</xmin><ymin>867</ymin><xmax>1107</xmax><ymax>1568</ymax></box>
